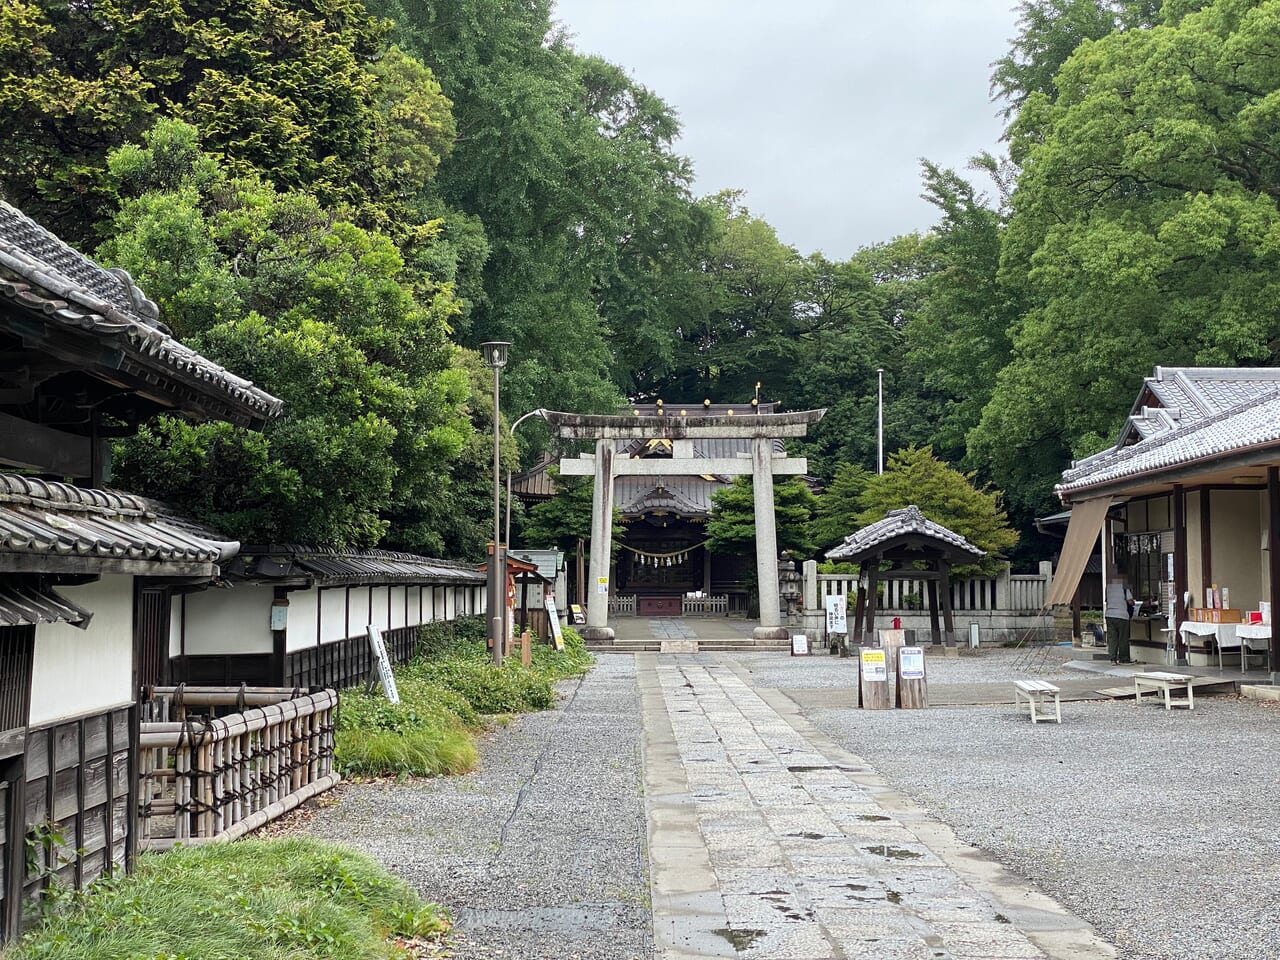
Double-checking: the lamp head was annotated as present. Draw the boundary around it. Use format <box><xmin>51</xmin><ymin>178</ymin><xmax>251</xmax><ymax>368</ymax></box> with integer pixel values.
<box><xmin>480</xmin><ymin>341</ymin><xmax>512</xmax><ymax>369</ymax></box>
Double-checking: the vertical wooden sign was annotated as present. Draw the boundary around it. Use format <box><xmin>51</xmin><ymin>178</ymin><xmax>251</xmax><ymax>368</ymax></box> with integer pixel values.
<box><xmin>858</xmin><ymin>648</ymin><xmax>891</xmax><ymax>709</ymax></box>
<box><xmin>896</xmin><ymin>646</ymin><xmax>928</xmax><ymax>709</ymax></box>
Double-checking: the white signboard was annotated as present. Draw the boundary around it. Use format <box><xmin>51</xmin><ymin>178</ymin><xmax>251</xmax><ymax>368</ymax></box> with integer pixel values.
<box><xmin>824</xmin><ymin>594</ymin><xmax>847</xmax><ymax>634</ymax></box>
<box><xmin>791</xmin><ymin>633</ymin><xmax>809</xmax><ymax>656</ymax></box>
<box><xmin>900</xmin><ymin>647</ymin><xmax>926</xmax><ymax>680</ymax></box>
<box><xmin>544</xmin><ymin>591</ymin><xmax>565</xmax><ymax>651</ymax></box>
<box><xmin>366</xmin><ymin>625</ymin><xmax>399</xmax><ymax>704</ymax></box>
<box><xmin>861</xmin><ymin>649</ymin><xmax>887</xmax><ymax>682</ymax></box>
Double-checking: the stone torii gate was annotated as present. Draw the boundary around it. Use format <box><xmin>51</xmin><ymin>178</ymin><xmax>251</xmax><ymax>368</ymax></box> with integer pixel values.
<box><xmin>542</xmin><ymin>408</ymin><xmax>825</xmax><ymax>642</ymax></box>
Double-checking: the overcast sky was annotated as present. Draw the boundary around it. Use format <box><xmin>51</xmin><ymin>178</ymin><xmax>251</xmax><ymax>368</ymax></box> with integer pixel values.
<box><xmin>552</xmin><ymin>0</ymin><xmax>1021</xmax><ymax>260</ymax></box>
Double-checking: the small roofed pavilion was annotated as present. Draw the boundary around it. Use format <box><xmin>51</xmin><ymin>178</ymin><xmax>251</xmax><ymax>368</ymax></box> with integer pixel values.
<box><xmin>826</xmin><ymin>506</ymin><xmax>984</xmax><ymax>647</ymax></box>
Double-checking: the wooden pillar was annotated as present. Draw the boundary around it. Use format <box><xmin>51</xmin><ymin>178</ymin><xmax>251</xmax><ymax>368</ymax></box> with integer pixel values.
<box><xmin>1269</xmin><ymin>469</ymin><xmax>1280</xmax><ymax>678</ymax></box>
<box><xmin>1071</xmin><ymin>585</ymin><xmax>1082</xmax><ymax>643</ymax></box>
<box><xmin>702</xmin><ymin>546</ymin><xmax>712</xmax><ymax>593</ymax></box>
<box><xmin>864</xmin><ymin>561</ymin><xmax>879</xmax><ymax>644</ymax></box>
<box><xmin>927</xmin><ymin>577</ymin><xmax>941</xmax><ymax>645</ymax></box>
<box><xmin>939</xmin><ymin>562</ymin><xmax>955</xmax><ymax>646</ymax></box>
<box><xmin>1200</xmin><ymin>490</ymin><xmax>1213</xmax><ymax>600</ymax></box>
<box><xmin>852</xmin><ymin>563</ymin><xmax>867</xmax><ymax>647</ymax></box>
<box><xmin>1173</xmin><ymin>485</ymin><xmax>1189</xmax><ymax>663</ymax></box>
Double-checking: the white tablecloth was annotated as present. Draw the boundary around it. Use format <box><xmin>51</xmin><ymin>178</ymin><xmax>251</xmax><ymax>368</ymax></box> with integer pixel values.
<box><xmin>1178</xmin><ymin>621</ymin><xmax>1270</xmax><ymax>670</ymax></box>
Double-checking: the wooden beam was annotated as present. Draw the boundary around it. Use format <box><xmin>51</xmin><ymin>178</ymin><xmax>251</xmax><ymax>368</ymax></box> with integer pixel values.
<box><xmin>0</xmin><ymin>410</ymin><xmax>93</xmax><ymax>476</ymax></box>
<box><xmin>1173</xmin><ymin>485</ymin><xmax>1188</xmax><ymax>662</ymax></box>
<box><xmin>559</xmin><ymin>455</ymin><xmax>808</xmax><ymax>477</ymax></box>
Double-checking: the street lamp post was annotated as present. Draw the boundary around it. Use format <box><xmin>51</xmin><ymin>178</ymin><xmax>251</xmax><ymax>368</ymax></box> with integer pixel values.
<box><xmin>876</xmin><ymin>368</ymin><xmax>885</xmax><ymax>475</ymax></box>
<box><xmin>481</xmin><ymin>341</ymin><xmax>511</xmax><ymax>666</ymax></box>
<box><xmin>504</xmin><ymin>409</ymin><xmax>548</xmax><ymax>552</ymax></box>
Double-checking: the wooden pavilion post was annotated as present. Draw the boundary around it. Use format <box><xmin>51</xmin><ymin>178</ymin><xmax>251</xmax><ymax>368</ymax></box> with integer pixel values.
<box><xmin>852</xmin><ymin>561</ymin><xmax>867</xmax><ymax>650</ymax></box>
<box><xmin>926</xmin><ymin>576</ymin><xmax>941</xmax><ymax>645</ymax></box>
<box><xmin>864</xmin><ymin>561</ymin><xmax>879</xmax><ymax>645</ymax></box>
<box><xmin>939</xmin><ymin>561</ymin><xmax>956</xmax><ymax>646</ymax></box>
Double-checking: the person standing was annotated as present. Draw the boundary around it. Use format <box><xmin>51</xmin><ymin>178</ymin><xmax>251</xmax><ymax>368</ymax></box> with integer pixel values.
<box><xmin>1105</xmin><ymin>575</ymin><xmax>1135</xmax><ymax>664</ymax></box>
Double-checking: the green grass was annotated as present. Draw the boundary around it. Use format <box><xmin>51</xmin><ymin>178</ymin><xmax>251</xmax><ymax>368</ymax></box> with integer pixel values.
<box><xmin>334</xmin><ymin>618</ymin><xmax>594</xmax><ymax>778</ymax></box>
<box><xmin>5</xmin><ymin>838</ymin><xmax>448</xmax><ymax>960</ymax></box>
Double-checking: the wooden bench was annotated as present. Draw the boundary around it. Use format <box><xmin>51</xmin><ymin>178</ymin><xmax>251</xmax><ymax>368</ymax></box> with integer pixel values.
<box><xmin>1013</xmin><ymin>680</ymin><xmax>1061</xmax><ymax>724</ymax></box>
<box><xmin>1133</xmin><ymin>672</ymin><xmax>1194</xmax><ymax>710</ymax></box>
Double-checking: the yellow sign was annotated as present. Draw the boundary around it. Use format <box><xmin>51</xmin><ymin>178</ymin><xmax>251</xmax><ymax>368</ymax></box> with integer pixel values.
<box><xmin>861</xmin><ymin>649</ymin><xmax>887</xmax><ymax>682</ymax></box>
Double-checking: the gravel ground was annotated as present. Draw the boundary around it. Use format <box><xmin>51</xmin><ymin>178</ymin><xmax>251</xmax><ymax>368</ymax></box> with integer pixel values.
<box><xmin>300</xmin><ymin>657</ymin><xmax>650</xmax><ymax>960</ymax></box>
<box><xmin>732</xmin><ymin>649</ymin><xmax>1280</xmax><ymax>960</ymax></box>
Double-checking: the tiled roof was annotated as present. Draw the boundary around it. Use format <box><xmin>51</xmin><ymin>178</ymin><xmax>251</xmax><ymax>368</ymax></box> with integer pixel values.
<box><xmin>0</xmin><ymin>201</ymin><xmax>282</xmax><ymax>424</ymax></box>
<box><xmin>1118</xmin><ymin>367</ymin><xmax>1280</xmax><ymax>446</ymax></box>
<box><xmin>0</xmin><ymin>578</ymin><xmax>93</xmax><ymax>629</ymax></box>
<box><xmin>616</xmin><ymin>478</ymin><xmax>711</xmax><ymax>517</ymax></box>
<box><xmin>1058</xmin><ymin>384</ymin><xmax>1280</xmax><ymax>497</ymax></box>
<box><xmin>0</xmin><ymin>475</ymin><xmax>238</xmax><ymax>568</ymax></box>
<box><xmin>826</xmin><ymin>506</ymin><xmax>984</xmax><ymax>562</ymax></box>
<box><xmin>228</xmin><ymin>546</ymin><xmax>485</xmax><ymax>585</ymax></box>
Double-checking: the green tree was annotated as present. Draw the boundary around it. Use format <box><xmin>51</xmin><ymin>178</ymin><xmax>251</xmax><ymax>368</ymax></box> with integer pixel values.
<box><xmin>972</xmin><ymin>0</ymin><xmax>1280</xmax><ymax>522</ymax></box>
<box><xmin>520</xmin><ymin>468</ymin><xmax>623</xmax><ymax>561</ymax></box>
<box><xmin>855</xmin><ymin>447</ymin><xmax>1017</xmax><ymax>576</ymax></box>
<box><xmin>706</xmin><ymin>477</ymin><xmax>816</xmax><ymax>559</ymax></box>
<box><xmin>0</xmin><ymin>0</ymin><xmax>455</xmax><ymax>239</ymax></box>
<box><xmin>104</xmin><ymin>121</ymin><xmax>473</xmax><ymax>550</ymax></box>
<box><xmin>810</xmin><ymin>464</ymin><xmax>873</xmax><ymax>552</ymax></box>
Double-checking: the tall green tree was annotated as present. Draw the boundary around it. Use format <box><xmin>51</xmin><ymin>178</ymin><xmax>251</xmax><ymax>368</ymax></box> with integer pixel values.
<box><xmin>972</xmin><ymin>0</ymin><xmax>1280</xmax><ymax>521</ymax></box>
<box><xmin>810</xmin><ymin>464</ymin><xmax>874</xmax><ymax>552</ymax></box>
<box><xmin>104</xmin><ymin>121</ymin><xmax>475</xmax><ymax>551</ymax></box>
<box><xmin>0</xmin><ymin>0</ymin><xmax>455</xmax><ymax>239</ymax></box>
<box><xmin>856</xmin><ymin>447</ymin><xmax>1018</xmax><ymax>576</ymax></box>
<box><xmin>706</xmin><ymin>477</ymin><xmax>816</xmax><ymax>559</ymax></box>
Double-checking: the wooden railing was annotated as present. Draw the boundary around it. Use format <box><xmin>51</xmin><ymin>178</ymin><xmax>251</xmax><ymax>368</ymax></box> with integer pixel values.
<box><xmin>607</xmin><ymin>594</ymin><xmax>636</xmax><ymax>617</ymax></box>
<box><xmin>682</xmin><ymin>594</ymin><xmax>728</xmax><ymax>616</ymax></box>
<box><xmin>138</xmin><ymin>686</ymin><xmax>339</xmax><ymax>851</ymax></box>
<box><xmin>814</xmin><ymin>562</ymin><xmax>1051</xmax><ymax>615</ymax></box>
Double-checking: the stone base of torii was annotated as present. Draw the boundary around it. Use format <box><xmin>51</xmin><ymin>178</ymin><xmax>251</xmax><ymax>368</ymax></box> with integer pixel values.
<box><xmin>541</xmin><ymin>408</ymin><xmax>826</xmax><ymax>641</ymax></box>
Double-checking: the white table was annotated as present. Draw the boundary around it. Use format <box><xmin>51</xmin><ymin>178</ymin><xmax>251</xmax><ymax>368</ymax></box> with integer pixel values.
<box><xmin>1178</xmin><ymin>622</ymin><xmax>1271</xmax><ymax>672</ymax></box>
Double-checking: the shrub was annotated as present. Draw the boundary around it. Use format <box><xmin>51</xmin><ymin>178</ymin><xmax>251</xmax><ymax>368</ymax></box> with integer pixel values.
<box><xmin>8</xmin><ymin>838</ymin><xmax>448</xmax><ymax>959</ymax></box>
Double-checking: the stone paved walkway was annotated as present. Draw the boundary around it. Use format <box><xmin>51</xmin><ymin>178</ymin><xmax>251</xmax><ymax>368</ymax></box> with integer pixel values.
<box><xmin>641</xmin><ymin>653</ymin><xmax>1116</xmax><ymax>960</ymax></box>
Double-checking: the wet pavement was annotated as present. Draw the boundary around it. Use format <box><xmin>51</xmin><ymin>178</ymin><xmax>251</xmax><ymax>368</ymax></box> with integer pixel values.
<box><xmin>638</xmin><ymin>626</ymin><xmax>1117</xmax><ymax>959</ymax></box>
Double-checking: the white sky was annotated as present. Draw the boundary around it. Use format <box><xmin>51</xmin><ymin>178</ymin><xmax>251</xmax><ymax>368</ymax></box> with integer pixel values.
<box><xmin>552</xmin><ymin>0</ymin><xmax>1020</xmax><ymax>259</ymax></box>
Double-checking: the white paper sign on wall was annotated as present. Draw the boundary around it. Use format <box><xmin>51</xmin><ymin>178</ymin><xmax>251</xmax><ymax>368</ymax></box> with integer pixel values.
<box><xmin>824</xmin><ymin>594</ymin><xmax>847</xmax><ymax>634</ymax></box>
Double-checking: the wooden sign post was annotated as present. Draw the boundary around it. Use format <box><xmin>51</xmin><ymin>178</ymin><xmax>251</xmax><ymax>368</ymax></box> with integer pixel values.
<box><xmin>520</xmin><ymin>629</ymin><xmax>533</xmax><ymax>666</ymax></box>
<box><xmin>896</xmin><ymin>646</ymin><xmax>928</xmax><ymax>709</ymax></box>
<box><xmin>858</xmin><ymin>648</ymin><xmax>891</xmax><ymax>709</ymax></box>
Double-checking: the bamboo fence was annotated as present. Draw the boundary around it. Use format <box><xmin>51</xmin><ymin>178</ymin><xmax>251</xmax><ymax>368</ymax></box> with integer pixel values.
<box><xmin>138</xmin><ymin>686</ymin><xmax>339</xmax><ymax>850</ymax></box>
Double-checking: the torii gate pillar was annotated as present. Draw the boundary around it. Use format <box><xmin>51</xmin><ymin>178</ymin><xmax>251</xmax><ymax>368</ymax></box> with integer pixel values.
<box><xmin>543</xmin><ymin>408</ymin><xmax>826</xmax><ymax>642</ymax></box>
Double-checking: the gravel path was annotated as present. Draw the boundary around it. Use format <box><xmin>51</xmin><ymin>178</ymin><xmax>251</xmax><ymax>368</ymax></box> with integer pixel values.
<box><xmin>733</xmin><ymin>649</ymin><xmax>1280</xmax><ymax>960</ymax></box>
<box><xmin>301</xmin><ymin>657</ymin><xmax>650</xmax><ymax>960</ymax></box>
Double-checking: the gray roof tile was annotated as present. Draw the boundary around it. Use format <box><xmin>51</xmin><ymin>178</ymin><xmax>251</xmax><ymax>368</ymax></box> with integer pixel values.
<box><xmin>1059</xmin><ymin>379</ymin><xmax>1280</xmax><ymax>497</ymax></box>
<box><xmin>0</xmin><ymin>474</ymin><xmax>238</xmax><ymax>567</ymax></box>
<box><xmin>825</xmin><ymin>505</ymin><xmax>984</xmax><ymax>562</ymax></box>
<box><xmin>231</xmin><ymin>546</ymin><xmax>485</xmax><ymax>585</ymax></box>
<box><xmin>0</xmin><ymin>201</ymin><xmax>283</xmax><ymax>423</ymax></box>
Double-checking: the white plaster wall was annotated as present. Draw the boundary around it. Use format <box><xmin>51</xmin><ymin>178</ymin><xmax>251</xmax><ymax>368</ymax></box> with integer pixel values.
<box><xmin>1209</xmin><ymin>489</ymin><xmax>1265</xmax><ymax>611</ymax></box>
<box><xmin>391</xmin><ymin>586</ymin><xmax>407</xmax><ymax>629</ymax></box>
<box><xmin>348</xmin><ymin>587</ymin><xmax>371</xmax><ymax>636</ymax></box>
<box><xmin>370</xmin><ymin>586</ymin><xmax>391</xmax><ymax>630</ymax></box>
<box><xmin>445</xmin><ymin>588</ymin><xmax>455</xmax><ymax>621</ymax></box>
<box><xmin>30</xmin><ymin>577</ymin><xmax>134</xmax><ymax>727</ymax></box>
<box><xmin>286</xmin><ymin>587</ymin><xmax>319</xmax><ymax>653</ymax></box>
<box><xmin>182</xmin><ymin>585</ymin><xmax>273</xmax><ymax>655</ymax></box>
<box><xmin>1186</xmin><ymin>490</ymin><xmax>1203</xmax><ymax>605</ymax></box>
<box><xmin>320</xmin><ymin>588</ymin><xmax>348</xmax><ymax>643</ymax></box>
<box><xmin>407</xmin><ymin>587</ymin><xmax>423</xmax><ymax>626</ymax></box>
<box><xmin>169</xmin><ymin>599</ymin><xmax>183</xmax><ymax>658</ymax></box>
